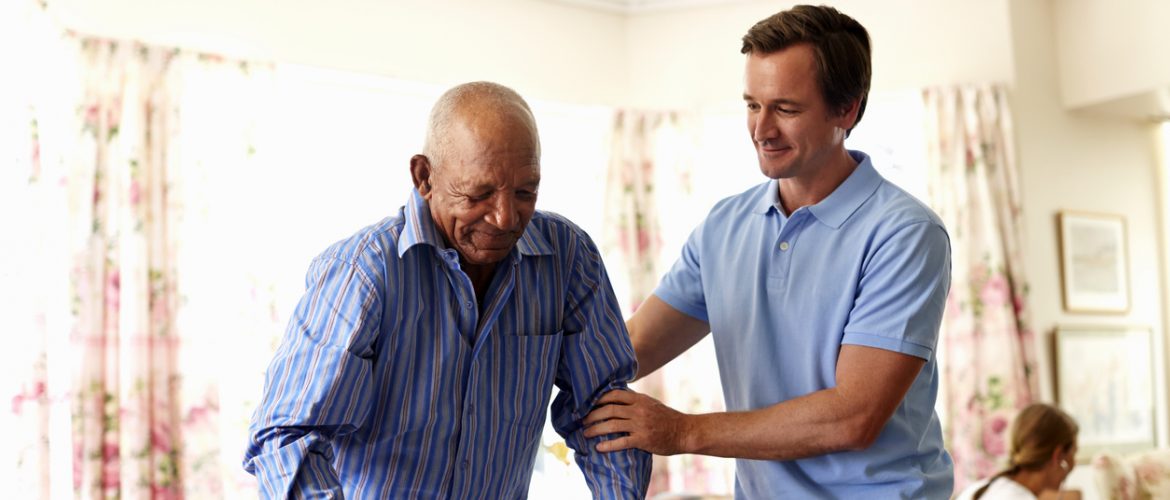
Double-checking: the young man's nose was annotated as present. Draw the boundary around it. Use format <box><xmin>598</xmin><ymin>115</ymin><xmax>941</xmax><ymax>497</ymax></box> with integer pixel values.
<box><xmin>751</xmin><ymin>112</ymin><xmax>780</xmax><ymax>143</ymax></box>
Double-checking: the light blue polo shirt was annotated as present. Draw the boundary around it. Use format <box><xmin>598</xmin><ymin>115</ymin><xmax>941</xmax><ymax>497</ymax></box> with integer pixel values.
<box><xmin>655</xmin><ymin>150</ymin><xmax>954</xmax><ymax>499</ymax></box>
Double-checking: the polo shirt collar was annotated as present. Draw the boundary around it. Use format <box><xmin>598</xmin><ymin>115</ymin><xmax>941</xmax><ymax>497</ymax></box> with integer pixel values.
<box><xmin>750</xmin><ymin>150</ymin><xmax>882</xmax><ymax>229</ymax></box>
<box><xmin>807</xmin><ymin>150</ymin><xmax>882</xmax><ymax>229</ymax></box>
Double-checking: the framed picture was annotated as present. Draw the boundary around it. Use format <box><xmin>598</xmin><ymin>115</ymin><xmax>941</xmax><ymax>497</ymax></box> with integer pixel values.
<box><xmin>1057</xmin><ymin>211</ymin><xmax>1130</xmax><ymax>313</ymax></box>
<box><xmin>1054</xmin><ymin>325</ymin><xmax>1155</xmax><ymax>461</ymax></box>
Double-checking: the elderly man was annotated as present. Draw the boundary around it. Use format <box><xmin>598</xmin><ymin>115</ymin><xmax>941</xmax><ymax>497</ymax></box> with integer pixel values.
<box><xmin>245</xmin><ymin>81</ymin><xmax>650</xmax><ymax>499</ymax></box>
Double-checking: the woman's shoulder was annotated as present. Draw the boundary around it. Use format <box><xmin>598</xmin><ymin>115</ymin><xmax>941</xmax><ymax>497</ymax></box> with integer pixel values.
<box><xmin>954</xmin><ymin>477</ymin><xmax>992</xmax><ymax>500</ymax></box>
<box><xmin>954</xmin><ymin>476</ymin><xmax>1036</xmax><ymax>500</ymax></box>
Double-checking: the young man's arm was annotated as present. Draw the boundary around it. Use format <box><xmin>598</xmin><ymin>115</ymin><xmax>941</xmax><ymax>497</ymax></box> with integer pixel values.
<box><xmin>582</xmin><ymin>342</ymin><xmax>922</xmax><ymax>459</ymax></box>
<box><xmin>625</xmin><ymin>295</ymin><xmax>709</xmax><ymax>381</ymax></box>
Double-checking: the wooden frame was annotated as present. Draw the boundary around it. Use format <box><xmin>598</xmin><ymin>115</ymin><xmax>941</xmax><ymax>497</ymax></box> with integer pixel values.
<box><xmin>1057</xmin><ymin>211</ymin><xmax>1130</xmax><ymax>313</ymax></box>
<box><xmin>1054</xmin><ymin>325</ymin><xmax>1156</xmax><ymax>461</ymax></box>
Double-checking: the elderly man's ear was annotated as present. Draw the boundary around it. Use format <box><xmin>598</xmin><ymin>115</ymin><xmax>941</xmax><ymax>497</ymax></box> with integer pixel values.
<box><xmin>410</xmin><ymin>154</ymin><xmax>433</xmax><ymax>197</ymax></box>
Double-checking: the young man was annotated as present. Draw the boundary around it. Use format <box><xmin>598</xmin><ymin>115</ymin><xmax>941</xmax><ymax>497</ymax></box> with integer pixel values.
<box><xmin>585</xmin><ymin>5</ymin><xmax>954</xmax><ymax>498</ymax></box>
<box><xmin>245</xmin><ymin>82</ymin><xmax>650</xmax><ymax>499</ymax></box>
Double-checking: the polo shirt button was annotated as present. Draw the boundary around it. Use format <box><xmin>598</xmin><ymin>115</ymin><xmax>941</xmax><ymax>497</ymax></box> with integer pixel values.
<box><xmin>779</xmin><ymin>241</ymin><xmax>790</xmax><ymax>251</ymax></box>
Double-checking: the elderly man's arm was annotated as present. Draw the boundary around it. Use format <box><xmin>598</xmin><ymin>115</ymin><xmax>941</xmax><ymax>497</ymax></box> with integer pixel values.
<box><xmin>550</xmin><ymin>232</ymin><xmax>651</xmax><ymax>499</ymax></box>
<box><xmin>244</xmin><ymin>256</ymin><xmax>382</xmax><ymax>498</ymax></box>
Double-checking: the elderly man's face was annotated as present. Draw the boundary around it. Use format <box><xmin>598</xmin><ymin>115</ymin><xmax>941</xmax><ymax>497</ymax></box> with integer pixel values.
<box><xmin>417</xmin><ymin>112</ymin><xmax>540</xmax><ymax>270</ymax></box>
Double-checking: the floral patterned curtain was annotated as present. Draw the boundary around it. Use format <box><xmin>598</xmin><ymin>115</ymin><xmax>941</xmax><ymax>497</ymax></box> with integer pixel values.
<box><xmin>6</xmin><ymin>3</ymin><xmax>274</xmax><ymax>496</ymax></box>
<box><xmin>70</xmin><ymin>38</ymin><xmax>186</xmax><ymax>499</ymax></box>
<box><xmin>604</xmin><ymin>110</ymin><xmax>665</xmax><ymax>311</ymax></box>
<box><xmin>924</xmin><ymin>85</ymin><xmax>1038</xmax><ymax>490</ymax></box>
<box><xmin>603</xmin><ymin>110</ymin><xmax>733</xmax><ymax>497</ymax></box>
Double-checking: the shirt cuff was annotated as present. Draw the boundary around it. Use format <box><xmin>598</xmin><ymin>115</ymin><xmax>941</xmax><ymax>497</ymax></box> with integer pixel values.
<box><xmin>841</xmin><ymin>331</ymin><xmax>933</xmax><ymax>360</ymax></box>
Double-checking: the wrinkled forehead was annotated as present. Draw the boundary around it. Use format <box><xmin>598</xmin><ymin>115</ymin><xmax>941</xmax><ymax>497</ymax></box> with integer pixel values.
<box><xmin>441</xmin><ymin>158</ymin><xmax>541</xmax><ymax>193</ymax></box>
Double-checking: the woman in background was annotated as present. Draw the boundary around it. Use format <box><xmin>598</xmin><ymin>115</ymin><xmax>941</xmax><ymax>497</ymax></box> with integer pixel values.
<box><xmin>955</xmin><ymin>403</ymin><xmax>1081</xmax><ymax>500</ymax></box>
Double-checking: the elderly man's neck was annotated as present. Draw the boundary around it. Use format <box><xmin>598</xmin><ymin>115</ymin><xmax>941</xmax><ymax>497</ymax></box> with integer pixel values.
<box><xmin>461</xmin><ymin>260</ymin><xmax>498</xmax><ymax>308</ymax></box>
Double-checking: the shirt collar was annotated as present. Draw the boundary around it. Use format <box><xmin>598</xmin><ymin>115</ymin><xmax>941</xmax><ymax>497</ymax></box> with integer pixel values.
<box><xmin>808</xmin><ymin>150</ymin><xmax>882</xmax><ymax>229</ymax></box>
<box><xmin>398</xmin><ymin>188</ymin><xmax>555</xmax><ymax>260</ymax></box>
<box><xmin>750</xmin><ymin>150</ymin><xmax>882</xmax><ymax>229</ymax></box>
<box><xmin>751</xmin><ymin>179</ymin><xmax>783</xmax><ymax>215</ymax></box>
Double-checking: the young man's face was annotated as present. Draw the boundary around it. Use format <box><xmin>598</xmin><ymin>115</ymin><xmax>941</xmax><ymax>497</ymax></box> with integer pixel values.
<box><xmin>743</xmin><ymin>43</ymin><xmax>856</xmax><ymax>181</ymax></box>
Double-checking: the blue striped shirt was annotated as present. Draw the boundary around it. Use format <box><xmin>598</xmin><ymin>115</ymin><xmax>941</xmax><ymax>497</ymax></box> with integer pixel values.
<box><xmin>244</xmin><ymin>189</ymin><xmax>651</xmax><ymax>499</ymax></box>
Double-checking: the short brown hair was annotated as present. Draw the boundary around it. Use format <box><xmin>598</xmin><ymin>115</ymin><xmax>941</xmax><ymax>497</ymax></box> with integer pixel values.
<box><xmin>741</xmin><ymin>5</ymin><xmax>871</xmax><ymax>133</ymax></box>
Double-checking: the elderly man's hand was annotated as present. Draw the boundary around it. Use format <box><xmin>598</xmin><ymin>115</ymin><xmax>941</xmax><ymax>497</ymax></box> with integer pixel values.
<box><xmin>582</xmin><ymin>389</ymin><xmax>692</xmax><ymax>455</ymax></box>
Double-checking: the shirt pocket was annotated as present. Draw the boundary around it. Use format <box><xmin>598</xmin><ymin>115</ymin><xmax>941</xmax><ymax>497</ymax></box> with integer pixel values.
<box><xmin>484</xmin><ymin>331</ymin><xmax>563</xmax><ymax>429</ymax></box>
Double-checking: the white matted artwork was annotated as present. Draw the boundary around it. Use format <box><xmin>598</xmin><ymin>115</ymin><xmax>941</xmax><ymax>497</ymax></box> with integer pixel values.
<box><xmin>1055</xmin><ymin>325</ymin><xmax>1155</xmax><ymax>461</ymax></box>
<box><xmin>1057</xmin><ymin>211</ymin><xmax>1130</xmax><ymax>313</ymax></box>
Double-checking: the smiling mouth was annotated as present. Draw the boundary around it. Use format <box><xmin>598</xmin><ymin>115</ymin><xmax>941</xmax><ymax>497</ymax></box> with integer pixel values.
<box><xmin>757</xmin><ymin>140</ymin><xmax>789</xmax><ymax>152</ymax></box>
<box><xmin>471</xmin><ymin>232</ymin><xmax>517</xmax><ymax>249</ymax></box>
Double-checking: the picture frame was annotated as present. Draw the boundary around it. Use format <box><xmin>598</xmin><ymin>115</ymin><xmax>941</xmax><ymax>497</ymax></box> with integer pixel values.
<box><xmin>1056</xmin><ymin>211</ymin><xmax>1130</xmax><ymax>313</ymax></box>
<box><xmin>1054</xmin><ymin>325</ymin><xmax>1155</xmax><ymax>461</ymax></box>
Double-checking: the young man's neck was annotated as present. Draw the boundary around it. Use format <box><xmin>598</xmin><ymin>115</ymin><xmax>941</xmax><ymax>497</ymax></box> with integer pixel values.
<box><xmin>777</xmin><ymin>148</ymin><xmax>858</xmax><ymax>215</ymax></box>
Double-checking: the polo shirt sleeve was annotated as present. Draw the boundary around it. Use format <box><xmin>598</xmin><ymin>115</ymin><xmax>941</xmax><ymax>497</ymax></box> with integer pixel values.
<box><xmin>841</xmin><ymin>220</ymin><xmax>951</xmax><ymax>360</ymax></box>
<box><xmin>653</xmin><ymin>221</ymin><xmax>709</xmax><ymax>322</ymax></box>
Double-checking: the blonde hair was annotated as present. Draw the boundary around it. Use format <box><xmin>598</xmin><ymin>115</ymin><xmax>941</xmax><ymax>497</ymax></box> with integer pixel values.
<box><xmin>973</xmin><ymin>403</ymin><xmax>1078</xmax><ymax>499</ymax></box>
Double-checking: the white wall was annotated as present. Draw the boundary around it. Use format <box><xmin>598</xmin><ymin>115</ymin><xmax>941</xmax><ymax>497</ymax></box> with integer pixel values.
<box><xmin>47</xmin><ymin>0</ymin><xmax>629</xmax><ymax>106</ymax></box>
<box><xmin>1053</xmin><ymin>0</ymin><xmax>1170</xmax><ymax>109</ymax></box>
<box><xmin>1009</xmin><ymin>1</ymin><xmax>1166</xmax><ymax>494</ymax></box>
<box><xmin>44</xmin><ymin>0</ymin><xmax>1018</xmax><ymax>110</ymax></box>
<box><xmin>624</xmin><ymin>0</ymin><xmax>1016</xmax><ymax>110</ymax></box>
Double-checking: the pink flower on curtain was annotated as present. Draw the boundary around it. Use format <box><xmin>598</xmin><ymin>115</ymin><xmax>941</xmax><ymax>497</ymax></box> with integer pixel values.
<box><xmin>129</xmin><ymin>179</ymin><xmax>141</xmax><ymax>205</ymax></box>
<box><xmin>73</xmin><ymin>440</ymin><xmax>84</xmax><ymax>489</ymax></box>
<box><xmin>981</xmin><ymin>415</ymin><xmax>1008</xmax><ymax>456</ymax></box>
<box><xmin>980</xmin><ymin>274</ymin><xmax>1009</xmax><ymax>308</ymax></box>
<box><xmin>10</xmin><ymin>381</ymin><xmax>47</xmax><ymax>415</ymax></box>
<box><xmin>151</xmin><ymin>421</ymin><xmax>174</xmax><ymax>453</ymax></box>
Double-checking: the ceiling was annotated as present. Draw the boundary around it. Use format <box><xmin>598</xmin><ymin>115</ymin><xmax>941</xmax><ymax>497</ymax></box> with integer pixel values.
<box><xmin>541</xmin><ymin>0</ymin><xmax>746</xmax><ymax>14</ymax></box>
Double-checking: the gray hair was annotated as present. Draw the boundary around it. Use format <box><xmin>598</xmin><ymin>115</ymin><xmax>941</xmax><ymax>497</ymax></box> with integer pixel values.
<box><xmin>422</xmin><ymin>81</ymin><xmax>540</xmax><ymax>168</ymax></box>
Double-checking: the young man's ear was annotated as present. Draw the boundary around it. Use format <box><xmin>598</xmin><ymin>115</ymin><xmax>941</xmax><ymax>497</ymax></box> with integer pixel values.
<box><xmin>410</xmin><ymin>154</ymin><xmax>433</xmax><ymax>198</ymax></box>
<box><xmin>836</xmin><ymin>97</ymin><xmax>862</xmax><ymax>131</ymax></box>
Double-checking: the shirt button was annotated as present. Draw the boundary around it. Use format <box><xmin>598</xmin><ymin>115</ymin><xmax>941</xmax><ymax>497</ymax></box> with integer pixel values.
<box><xmin>464</xmin><ymin>301</ymin><xmax>473</xmax><ymax>309</ymax></box>
<box><xmin>779</xmin><ymin>241</ymin><xmax>790</xmax><ymax>251</ymax></box>
<box><xmin>461</xmin><ymin>460</ymin><xmax>469</xmax><ymax>469</ymax></box>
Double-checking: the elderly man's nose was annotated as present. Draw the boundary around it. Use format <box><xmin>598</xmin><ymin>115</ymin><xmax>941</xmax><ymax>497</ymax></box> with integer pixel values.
<box><xmin>487</xmin><ymin>195</ymin><xmax>518</xmax><ymax>230</ymax></box>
